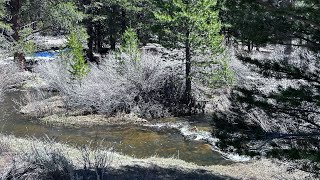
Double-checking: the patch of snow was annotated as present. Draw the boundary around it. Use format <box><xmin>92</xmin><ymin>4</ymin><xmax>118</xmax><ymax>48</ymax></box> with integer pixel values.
<box><xmin>33</xmin><ymin>35</ymin><xmax>67</xmax><ymax>48</ymax></box>
<box><xmin>6</xmin><ymin>56</ymin><xmax>56</xmax><ymax>62</ymax></box>
<box><xmin>222</xmin><ymin>153</ymin><xmax>251</xmax><ymax>162</ymax></box>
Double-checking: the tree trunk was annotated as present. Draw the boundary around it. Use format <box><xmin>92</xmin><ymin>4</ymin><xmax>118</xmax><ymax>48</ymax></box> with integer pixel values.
<box><xmin>86</xmin><ymin>20</ymin><xmax>95</xmax><ymax>62</ymax></box>
<box><xmin>120</xmin><ymin>9</ymin><xmax>126</xmax><ymax>34</ymax></box>
<box><xmin>10</xmin><ymin>0</ymin><xmax>26</xmax><ymax>70</ymax></box>
<box><xmin>109</xmin><ymin>5</ymin><xmax>116</xmax><ymax>51</ymax></box>
<box><xmin>185</xmin><ymin>30</ymin><xmax>192</xmax><ymax>114</ymax></box>
<box><xmin>83</xmin><ymin>0</ymin><xmax>95</xmax><ymax>62</ymax></box>
<box><xmin>247</xmin><ymin>41</ymin><xmax>251</xmax><ymax>52</ymax></box>
<box><xmin>14</xmin><ymin>52</ymin><xmax>26</xmax><ymax>70</ymax></box>
<box><xmin>96</xmin><ymin>22</ymin><xmax>103</xmax><ymax>52</ymax></box>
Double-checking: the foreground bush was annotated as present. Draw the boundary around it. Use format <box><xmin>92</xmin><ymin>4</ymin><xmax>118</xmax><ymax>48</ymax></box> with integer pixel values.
<box><xmin>0</xmin><ymin>140</ymin><xmax>9</xmax><ymax>155</ymax></box>
<box><xmin>0</xmin><ymin>135</ymin><xmax>119</xmax><ymax>180</ymax></box>
<box><xmin>1</xmin><ymin>141</ymin><xmax>74</xmax><ymax>180</ymax></box>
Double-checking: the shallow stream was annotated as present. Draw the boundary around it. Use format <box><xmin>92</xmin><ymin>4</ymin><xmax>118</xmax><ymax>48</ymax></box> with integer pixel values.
<box><xmin>0</xmin><ymin>91</ymin><xmax>232</xmax><ymax>166</ymax></box>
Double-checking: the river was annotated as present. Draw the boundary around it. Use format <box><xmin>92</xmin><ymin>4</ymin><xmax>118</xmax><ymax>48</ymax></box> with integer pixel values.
<box><xmin>0</xmin><ymin>90</ymin><xmax>232</xmax><ymax>166</ymax></box>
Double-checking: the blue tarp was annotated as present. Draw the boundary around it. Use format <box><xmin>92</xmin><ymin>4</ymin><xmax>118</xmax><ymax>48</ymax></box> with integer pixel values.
<box><xmin>34</xmin><ymin>49</ymin><xmax>70</xmax><ymax>58</ymax></box>
<box><xmin>34</xmin><ymin>51</ymin><xmax>58</xmax><ymax>58</ymax></box>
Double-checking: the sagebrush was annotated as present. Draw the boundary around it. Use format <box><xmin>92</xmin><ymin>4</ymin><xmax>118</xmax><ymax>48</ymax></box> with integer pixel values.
<box><xmin>36</xmin><ymin>52</ymin><xmax>189</xmax><ymax>118</ymax></box>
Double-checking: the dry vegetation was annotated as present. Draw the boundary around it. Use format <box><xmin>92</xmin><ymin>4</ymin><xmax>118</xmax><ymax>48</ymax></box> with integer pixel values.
<box><xmin>232</xmin><ymin>46</ymin><xmax>320</xmax><ymax>135</ymax></box>
<box><xmin>213</xmin><ymin>46</ymin><xmax>320</xmax><ymax>175</ymax></box>
<box><xmin>0</xmin><ymin>62</ymin><xmax>21</xmax><ymax>101</ymax></box>
<box><xmin>34</xmin><ymin>51</ymin><xmax>214</xmax><ymax>118</ymax></box>
<box><xmin>0</xmin><ymin>135</ymin><xmax>314</xmax><ymax>180</ymax></box>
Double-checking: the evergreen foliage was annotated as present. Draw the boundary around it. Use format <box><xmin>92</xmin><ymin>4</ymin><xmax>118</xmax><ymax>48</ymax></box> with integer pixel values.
<box><xmin>154</xmin><ymin>0</ymin><xmax>233</xmax><ymax>109</ymax></box>
<box><xmin>0</xmin><ymin>0</ymin><xmax>84</xmax><ymax>69</ymax></box>
<box><xmin>67</xmin><ymin>30</ymin><xmax>89</xmax><ymax>78</ymax></box>
<box><xmin>119</xmin><ymin>28</ymin><xmax>141</xmax><ymax>62</ymax></box>
<box><xmin>221</xmin><ymin>0</ymin><xmax>320</xmax><ymax>51</ymax></box>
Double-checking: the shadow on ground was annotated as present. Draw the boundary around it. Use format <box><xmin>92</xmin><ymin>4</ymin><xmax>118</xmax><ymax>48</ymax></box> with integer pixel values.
<box><xmin>75</xmin><ymin>165</ymin><xmax>235</xmax><ymax>180</ymax></box>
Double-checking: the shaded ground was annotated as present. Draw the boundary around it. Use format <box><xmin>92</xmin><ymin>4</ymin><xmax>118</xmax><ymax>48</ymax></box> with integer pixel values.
<box><xmin>0</xmin><ymin>154</ymin><xmax>232</xmax><ymax>180</ymax></box>
<box><xmin>212</xmin><ymin>48</ymin><xmax>320</xmax><ymax>176</ymax></box>
<box><xmin>75</xmin><ymin>165</ymin><xmax>233</xmax><ymax>180</ymax></box>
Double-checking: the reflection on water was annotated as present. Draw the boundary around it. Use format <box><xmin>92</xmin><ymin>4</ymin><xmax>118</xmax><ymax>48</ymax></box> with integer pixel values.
<box><xmin>0</xmin><ymin>91</ymin><xmax>231</xmax><ymax>166</ymax></box>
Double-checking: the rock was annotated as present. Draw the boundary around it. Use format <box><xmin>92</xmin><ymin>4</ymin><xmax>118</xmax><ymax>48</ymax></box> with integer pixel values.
<box><xmin>141</xmin><ymin>43</ymin><xmax>165</xmax><ymax>54</ymax></box>
<box><xmin>20</xmin><ymin>96</ymin><xmax>66</xmax><ymax>117</ymax></box>
<box><xmin>22</xmin><ymin>75</ymin><xmax>51</xmax><ymax>91</ymax></box>
<box><xmin>33</xmin><ymin>35</ymin><xmax>67</xmax><ymax>51</ymax></box>
<box><xmin>121</xmin><ymin>113</ymin><xmax>149</xmax><ymax>124</ymax></box>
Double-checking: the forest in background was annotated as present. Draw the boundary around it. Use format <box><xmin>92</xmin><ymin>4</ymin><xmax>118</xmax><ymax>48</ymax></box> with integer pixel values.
<box><xmin>0</xmin><ymin>0</ymin><xmax>319</xmax><ymax>179</ymax></box>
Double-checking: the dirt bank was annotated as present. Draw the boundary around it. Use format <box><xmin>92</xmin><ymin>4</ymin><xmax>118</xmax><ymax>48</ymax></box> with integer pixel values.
<box><xmin>41</xmin><ymin>113</ymin><xmax>149</xmax><ymax>127</ymax></box>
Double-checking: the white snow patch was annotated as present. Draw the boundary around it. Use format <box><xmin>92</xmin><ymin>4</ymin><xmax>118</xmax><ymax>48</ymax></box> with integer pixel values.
<box><xmin>6</xmin><ymin>56</ymin><xmax>56</xmax><ymax>61</ymax></box>
<box><xmin>223</xmin><ymin>153</ymin><xmax>251</xmax><ymax>162</ymax></box>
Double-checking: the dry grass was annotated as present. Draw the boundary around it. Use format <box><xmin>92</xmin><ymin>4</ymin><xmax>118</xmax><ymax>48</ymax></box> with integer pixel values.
<box><xmin>1</xmin><ymin>137</ymin><xmax>74</xmax><ymax>180</ymax></box>
<box><xmin>18</xmin><ymin>93</ymin><xmax>66</xmax><ymax>118</ymax></box>
<box><xmin>0</xmin><ymin>134</ymin><xmax>314</xmax><ymax>180</ymax></box>
<box><xmin>0</xmin><ymin>62</ymin><xmax>22</xmax><ymax>101</ymax></box>
<box><xmin>41</xmin><ymin>113</ymin><xmax>149</xmax><ymax>128</ymax></box>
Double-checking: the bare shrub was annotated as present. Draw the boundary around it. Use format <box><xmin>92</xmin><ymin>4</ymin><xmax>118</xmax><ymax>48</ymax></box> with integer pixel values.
<box><xmin>231</xmin><ymin>46</ymin><xmax>320</xmax><ymax>134</ymax></box>
<box><xmin>0</xmin><ymin>62</ymin><xmax>21</xmax><ymax>101</ymax></box>
<box><xmin>36</xmin><ymin>52</ymin><xmax>188</xmax><ymax>118</ymax></box>
<box><xmin>249</xmin><ymin>45</ymin><xmax>320</xmax><ymax>76</ymax></box>
<box><xmin>215</xmin><ymin>46</ymin><xmax>320</xmax><ymax>161</ymax></box>
<box><xmin>1</xmin><ymin>139</ymin><xmax>74</xmax><ymax>180</ymax></box>
<box><xmin>0</xmin><ymin>140</ymin><xmax>9</xmax><ymax>155</ymax></box>
<box><xmin>76</xmin><ymin>141</ymin><xmax>115</xmax><ymax>180</ymax></box>
<box><xmin>16</xmin><ymin>90</ymin><xmax>65</xmax><ymax>118</ymax></box>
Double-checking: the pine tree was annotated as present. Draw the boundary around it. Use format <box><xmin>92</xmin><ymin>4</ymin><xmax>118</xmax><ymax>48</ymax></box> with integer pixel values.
<box><xmin>0</xmin><ymin>0</ymin><xmax>84</xmax><ymax>70</ymax></box>
<box><xmin>67</xmin><ymin>29</ymin><xmax>89</xmax><ymax>79</ymax></box>
<box><xmin>221</xmin><ymin>0</ymin><xmax>320</xmax><ymax>51</ymax></box>
<box><xmin>119</xmin><ymin>28</ymin><xmax>141</xmax><ymax>62</ymax></box>
<box><xmin>154</xmin><ymin>0</ymin><xmax>227</xmax><ymax>112</ymax></box>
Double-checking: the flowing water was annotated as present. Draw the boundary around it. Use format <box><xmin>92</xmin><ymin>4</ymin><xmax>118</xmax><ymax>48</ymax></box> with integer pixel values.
<box><xmin>0</xmin><ymin>91</ymin><xmax>233</xmax><ymax>166</ymax></box>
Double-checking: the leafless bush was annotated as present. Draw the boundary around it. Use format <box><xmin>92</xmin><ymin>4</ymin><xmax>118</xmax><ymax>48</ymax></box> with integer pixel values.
<box><xmin>36</xmin><ymin>52</ymin><xmax>188</xmax><ymax>118</ymax></box>
<box><xmin>0</xmin><ymin>62</ymin><xmax>21</xmax><ymax>101</ymax></box>
<box><xmin>250</xmin><ymin>45</ymin><xmax>320</xmax><ymax>75</ymax></box>
<box><xmin>229</xmin><ymin>46</ymin><xmax>320</xmax><ymax>134</ymax></box>
<box><xmin>1</xmin><ymin>139</ymin><xmax>74</xmax><ymax>180</ymax></box>
<box><xmin>76</xmin><ymin>141</ymin><xmax>115</xmax><ymax>180</ymax></box>
<box><xmin>0</xmin><ymin>140</ymin><xmax>9</xmax><ymax>155</ymax></box>
<box><xmin>217</xmin><ymin>45</ymin><xmax>320</xmax><ymax>161</ymax></box>
<box><xmin>16</xmin><ymin>90</ymin><xmax>65</xmax><ymax>118</ymax></box>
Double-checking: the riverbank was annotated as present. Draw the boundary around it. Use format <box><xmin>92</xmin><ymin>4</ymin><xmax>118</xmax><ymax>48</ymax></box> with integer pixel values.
<box><xmin>0</xmin><ymin>134</ymin><xmax>313</xmax><ymax>180</ymax></box>
<box><xmin>1</xmin><ymin>40</ymin><xmax>318</xmax><ymax>178</ymax></box>
<box><xmin>42</xmin><ymin>114</ymin><xmax>148</xmax><ymax>127</ymax></box>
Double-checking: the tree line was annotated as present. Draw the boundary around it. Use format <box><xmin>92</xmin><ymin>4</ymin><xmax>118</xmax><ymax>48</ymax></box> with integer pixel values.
<box><xmin>1</xmin><ymin>0</ymin><xmax>319</xmax><ymax>65</ymax></box>
<box><xmin>0</xmin><ymin>0</ymin><xmax>319</xmax><ymax>114</ymax></box>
